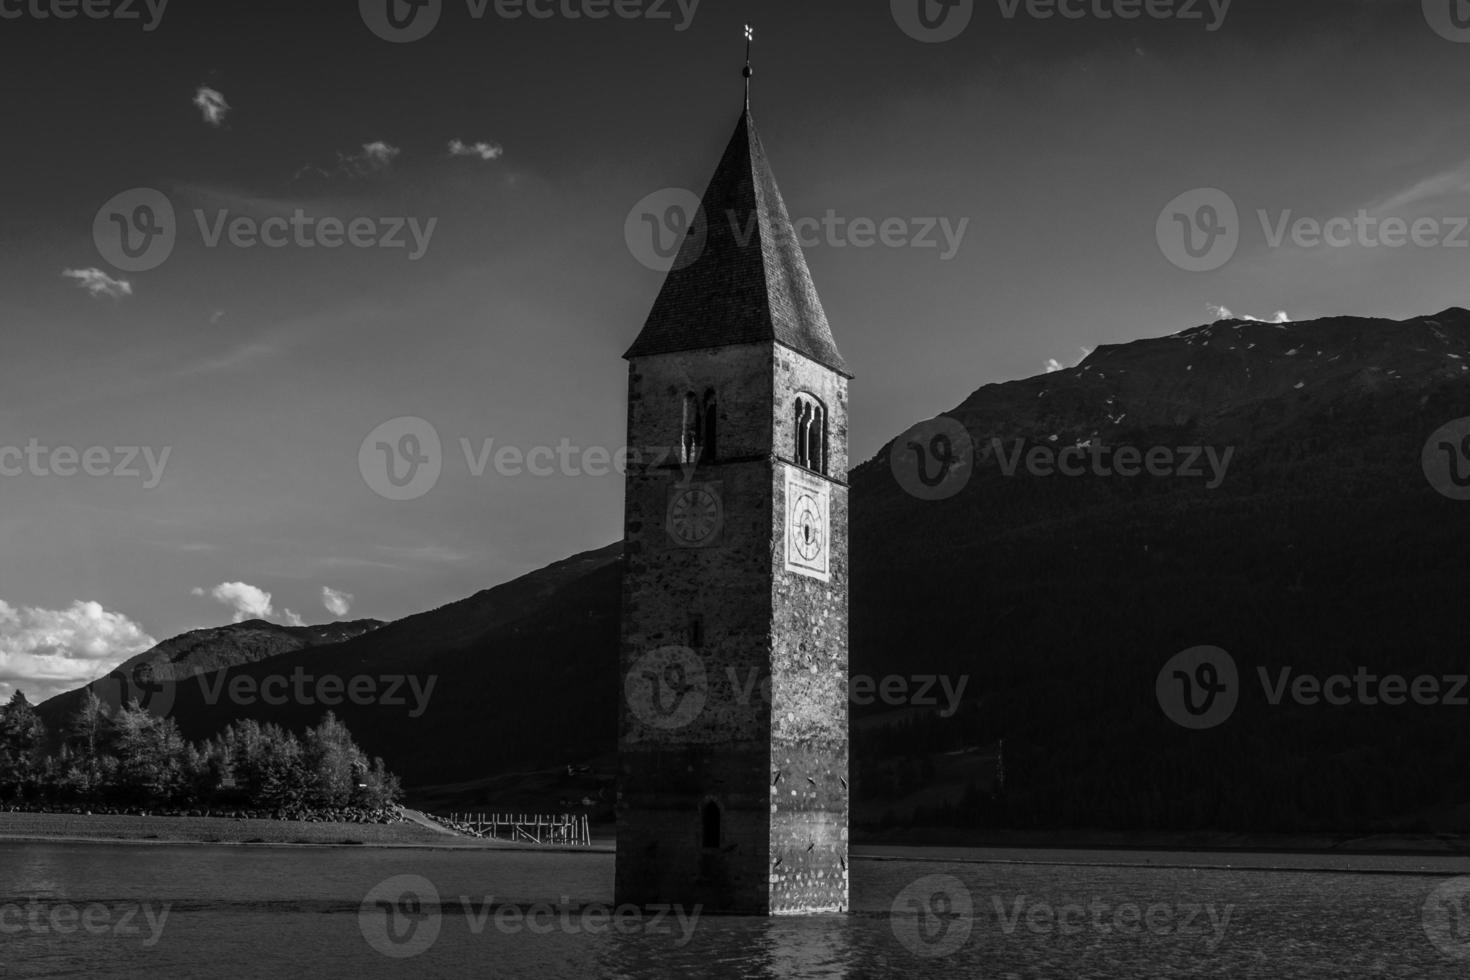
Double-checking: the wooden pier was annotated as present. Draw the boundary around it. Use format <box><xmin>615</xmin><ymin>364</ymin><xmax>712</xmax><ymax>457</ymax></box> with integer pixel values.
<box><xmin>440</xmin><ymin>811</ymin><xmax>591</xmax><ymax>846</ymax></box>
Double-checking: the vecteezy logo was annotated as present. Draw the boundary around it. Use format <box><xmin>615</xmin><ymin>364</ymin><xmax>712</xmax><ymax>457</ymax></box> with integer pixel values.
<box><xmin>891</xmin><ymin>0</ymin><xmax>974</xmax><ymax>43</ymax></box>
<box><xmin>890</xmin><ymin>874</ymin><xmax>974</xmax><ymax>957</ymax></box>
<box><xmin>1157</xmin><ymin>646</ymin><xmax>1239</xmax><ymax>730</ymax></box>
<box><xmin>889</xmin><ymin>416</ymin><xmax>974</xmax><ymax>501</ymax></box>
<box><xmin>92</xmin><ymin>662</ymin><xmax>175</xmax><ymax>719</ymax></box>
<box><xmin>360</xmin><ymin>875</ymin><xmax>441</xmax><ymax>959</ymax></box>
<box><xmin>1157</xmin><ymin>188</ymin><xmax>1239</xmax><ymax>273</ymax></box>
<box><xmin>1423</xmin><ymin>419</ymin><xmax>1470</xmax><ymax>501</ymax></box>
<box><xmin>93</xmin><ymin>189</ymin><xmax>177</xmax><ymax>273</ymax></box>
<box><xmin>359</xmin><ymin>417</ymin><xmax>443</xmax><ymax>501</ymax></box>
<box><xmin>625</xmin><ymin>646</ymin><xmax>707</xmax><ymax>731</ymax></box>
<box><xmin>360</xmin><ymin>0</ymin><xmax>443</xmax><ymax>42</ymax></box>
<box><xmin>625</xmin><ymin>188</ymin><xmax>707</xmax><ymax>273</ymax></box>
<box><xmin>1424</xmin><ymin>877</ymin><xmax>1470</xmax><ymax>959</ymax></box>
<box><xmin>1424</xmin><ymin>0</ymin><xmax>1470</xmax><ymax>42</ymax></box>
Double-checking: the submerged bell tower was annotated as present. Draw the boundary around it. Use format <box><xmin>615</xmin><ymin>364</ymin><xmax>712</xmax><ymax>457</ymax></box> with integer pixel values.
<box><xmin>615</xmin><ymin>38</ymin><xmax>851</xmax><ymax>915</ymax></box>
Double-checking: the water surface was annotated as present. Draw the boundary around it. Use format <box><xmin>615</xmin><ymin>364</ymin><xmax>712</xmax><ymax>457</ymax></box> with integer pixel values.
<box><xmin>1</xmin><ymin>842</ymin><xmax>1464</xmax><ymax>978</ymax></box>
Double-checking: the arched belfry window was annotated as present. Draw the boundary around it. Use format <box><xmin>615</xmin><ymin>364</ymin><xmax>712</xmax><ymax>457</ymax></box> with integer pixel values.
<box><xmin>701</xmin><ymin>799</ymin><xmax>722</xmax><ymax>850</ymax></box>
<box><xmin>682</xmin><ymin>393</ymin><xmax>701</xmax><ymax>465</ymax></box>
<box><xmin>682</xmin><ymin>390</ymin><xmax>717</xmax><ymax>465</ymax></box>
<box><xmin>794</xmin><ymin>395</ymin><xmax>829</xmax><ymax>475</ymax></box>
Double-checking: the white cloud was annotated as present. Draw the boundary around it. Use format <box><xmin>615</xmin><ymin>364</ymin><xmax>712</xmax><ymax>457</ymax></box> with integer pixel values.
<box><xmin>194</xmin><ymin>86</ymin><xmax>230</xmax><ymax>127</ymax></box>
<box><xmin>194</xmin><ymin>582</ymin><xmax>320</xmax><ymax>627</ymax></box>
<box><xmin>174</xmin><ymin>341</ymin><xmax>282</xmax><ymax>378</ymax></box>
<box><xmin>321</xmin><ymin>587</ymin><xmax>353</xmax><ymax>618</ymax></box>
<box><xmin>339</xmin><ymin>142</ymin><xmax>401</xmax><ymax>177</ymax></box>
<box><xmin>1369</xmin><ymin>159</ymin><xmax>1470</xmax><ymax>216</ymax></box>
<box><xmin>0</xmin><ymin>599</ymin><xmax>156</xmax><ymax>703</ymax></box>
<box><xmin>1044</xmin><ymin>346</ymin><xmax>1093</xmax><ymax>374</ymax></box>
<box><xmin>359</xmin><ymin>141</ymin><xmax>400</xmax><ymax>167</ymax></box>
<box><xmin>1209</xmin><ymin>303</ymin><xmax>1291</xmax><ymax>324</ymax></box>
<box><xmin>62</xmin><ymin>267</ymin><xmax>132</xmax><ymax>300</ymax></box>
<box><xmin>298</xmin><ymin>141</ymin><xmax>403</xmax><ymax>180</ymax></box>
<box><xmin>196</xmin><ymin>581</ymin><xmax>276</xmax><ymax>622</ymax></box>
<box><xmin>375</xmin><ymin>543</ymin><xmax>473</xmax><ymax>563</ymax></box>
<box><xmin>448</xmin><ymin>139</ymin><xmax>504</xmax><ymax>162</ymax></box>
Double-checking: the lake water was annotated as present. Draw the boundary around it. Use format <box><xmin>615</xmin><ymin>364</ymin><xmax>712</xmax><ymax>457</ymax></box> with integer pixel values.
<box><xmin>3</xmin><ymin>841</ymin><xmax>1469</xmax><ymax>978</ymax></box>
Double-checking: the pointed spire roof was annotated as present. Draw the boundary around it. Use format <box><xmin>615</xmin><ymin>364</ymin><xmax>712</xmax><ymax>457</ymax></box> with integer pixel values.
<box><xmin>624</xmin><ymin>109</ymin><xmax>850</xmax><ymax>377</ymax></box>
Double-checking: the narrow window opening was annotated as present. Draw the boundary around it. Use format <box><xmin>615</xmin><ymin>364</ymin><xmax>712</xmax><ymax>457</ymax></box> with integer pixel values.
<box><xmin>797</xmin><ymin>399</ymin><xmax>811</xmax><ymax>468</ymax></box>
<box><xmin>701</xmin><ymin>800</ymin><xmax>721</xmax><ymax>849</ymax></box>
<box><xmin>702</xmin><ymin>389</ymin><xmax>718</xmax><ymax>462</ymax></box>
<box><xmin>807</xmin><ymin>404</ymin><xmax>823</xmax><ymax>471</ymax></box>
<box><xmin>682</xmin><ymin>392</ymin><xmax>702</xmax><ymax>465</ymax></box>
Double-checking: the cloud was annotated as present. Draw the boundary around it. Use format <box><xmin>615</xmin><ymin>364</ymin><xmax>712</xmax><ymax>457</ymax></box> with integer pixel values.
<box><xmin>174</xmin><ymin>341</ymin><xmax>282</xmax><ymax>378</ymax></box>
<box><xmin>0</xmin><ymin>599</ymin><xmax>156</xmax><ymax>703</ymax></box>
<box><xmin>194</xmin><ymin>86</ymin><xmax>230</xmax><ymax>127</ymax></box>
<box><xmin>1209</xmin><ymin>303</ymin><xmax>1291</xmax><ymax>324</ymax></box>
<box><xmin>1369</xmin><ymin>159</ymin><xmax>1470</xmax><ymax>216</ymax></box>
<box><xmin>1044</xmin><ymin>346</ymin><xmax>1093</xmax><ymax>374</ymax></box>
<box><xmin>195</xmin><ymin>581</ymin><xmax>276</xmax><ymax>622</ymax></box>
<box><xmin>62</xmin><ymin>268</ymin><xmax>132</xmax><ymax>300</ymax></box>
<box><xmin>337</xmin><ymin>141</ymin><xmax>401</xmax><ymax>177</ymax></box>
<box><xmin>194</xmin><ymin>582</ymin><xmax>319</xmax><ymax>627</ymax></box>
<box><xmin>358</xmin><ymin>141</ymin><xmax>400</xmax><ymax>168</ymax></box>
<box><xmin>376</xmin><ymin>543</ymin><xmax>474</xmax><ymax>563</ymax></box>
<box><xmin>448</xmin><ymin>139</ymin><xmax>504</xmax><ymax>162</ymax></box>
<box><xmin>321</xmin><ymin>587</ymin><xmax>354</xmax><ymax>618</ymax></box>
<box><xmin>295</xmin><ymin>141</ymin><xmax>402</xmax><ymax>181</ymax></box>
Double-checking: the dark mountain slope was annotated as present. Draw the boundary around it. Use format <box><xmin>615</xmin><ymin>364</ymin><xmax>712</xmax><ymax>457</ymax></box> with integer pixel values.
<box><xmin>848</xmin><ymin>308</ymin><xmax>1470</xmax><ymax>832</ymax></box>
<box><xmin>47</xmin><ymin>309</ymin><xmax>1470</xmax><ymax>834</ymax></box>
<box><xmin>37</xmin><ymin>619</ymin><xmax>384</xmax><ymax>730</ymax></box>
<box><xmin>160</xmin><ymin>544</ymin><xmax>623</xmax><ymax>784</ymax></box>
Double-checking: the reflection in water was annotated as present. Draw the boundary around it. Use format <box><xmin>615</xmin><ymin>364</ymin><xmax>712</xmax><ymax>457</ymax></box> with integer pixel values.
<box><xmin>757</xmin><ymin>916</ymin><xmax>856</xmax><ymax>979</ymax></box>
<box><xmin>598</xmin><ymin>912</ymin><xmax>857</xmax><ymax>980</ymax></box>
<box><xmin>1</xmin><ymin>842</ymin><xmax>1465</xmax><ymax>979</ymax></box>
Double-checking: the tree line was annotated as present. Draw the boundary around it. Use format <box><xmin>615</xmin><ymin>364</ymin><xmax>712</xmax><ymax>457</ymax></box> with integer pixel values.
<box><xmin>0</xmin><ymin>690</ymin><xmax>401</xmax><ymax>813</ymax></box>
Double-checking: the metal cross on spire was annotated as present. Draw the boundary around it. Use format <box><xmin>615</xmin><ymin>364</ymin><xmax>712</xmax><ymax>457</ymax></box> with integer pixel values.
<box><xmin>743</xmin><ymin>24</ymin><xmax>754</xmax><ymax>107</ymax></box>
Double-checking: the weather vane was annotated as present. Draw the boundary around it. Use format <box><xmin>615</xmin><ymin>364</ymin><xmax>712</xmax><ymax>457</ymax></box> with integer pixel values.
<box><xmin>744</xmin><ymin>24</ymin><xmax>754</xmax><ymax>105</ymax></box>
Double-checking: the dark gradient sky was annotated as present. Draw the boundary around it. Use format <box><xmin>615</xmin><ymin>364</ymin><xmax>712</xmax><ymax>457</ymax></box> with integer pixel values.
<box><xmin>3</xmin><ymin>0</ymin><xmax>1469</xmax><ymax>698</ymax></box>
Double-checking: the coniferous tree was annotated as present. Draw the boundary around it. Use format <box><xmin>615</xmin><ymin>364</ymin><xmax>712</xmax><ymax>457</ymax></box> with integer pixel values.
<box><xmin>0</xmin><ymin>691</ymin><xmax>48</xmax><ymax>799</ymax></box>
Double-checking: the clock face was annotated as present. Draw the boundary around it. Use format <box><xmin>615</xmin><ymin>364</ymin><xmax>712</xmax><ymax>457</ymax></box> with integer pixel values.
<box><xmin>784</xmin><ymin>473</ymin><xmax>831</xmax><ymax>580</ymax></box>
<box><xmin>666</xmin><ymin>485</ymin><xmax>722</xmax><ymax>548</ymax></box>
<box><xmin>792</xmin><ymin>495</ymin><xmax>824</xmax><ymax>561</ymax></box>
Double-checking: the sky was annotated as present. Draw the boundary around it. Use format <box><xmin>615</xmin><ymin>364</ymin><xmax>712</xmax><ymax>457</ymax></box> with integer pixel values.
<box><xmin>1</xmin><ymin>0</ymin><xmax>1469</xmax><ymax>700</ymax></box>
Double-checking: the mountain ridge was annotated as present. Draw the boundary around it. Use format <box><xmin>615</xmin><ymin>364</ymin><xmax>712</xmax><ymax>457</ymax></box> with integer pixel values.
<box><xmin>35</xmin><ymin>307</ymin><xmax>1470</xmax><ymax>834</ymax></box>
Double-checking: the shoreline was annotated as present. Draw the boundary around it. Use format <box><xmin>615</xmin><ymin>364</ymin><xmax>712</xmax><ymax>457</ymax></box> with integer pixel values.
<box><xmin>852</xmin><ymin>827</ymin><xmax>1470</xmax><ymax>857</ymax></box>
<box><xmin>0</xmin><ymin>832</ymin><xmax>617</xmax><ymax>854</ymax></box>
<box><xmin>0</xmin><ymin>810</ymin><xmax>612</xmax><ymax>853</ymax></box>
<box><xmin>5</xmin><ymin>814</ymin><xmax>1470</xmax><ymax>872</ymax></box>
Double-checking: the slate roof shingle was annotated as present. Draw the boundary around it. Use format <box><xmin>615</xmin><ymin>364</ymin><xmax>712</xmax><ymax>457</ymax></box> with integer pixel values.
<box><xmin>625</xmin><ymin>109</ymin><xmax>849</xmax><ymax>377</ymax></box>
